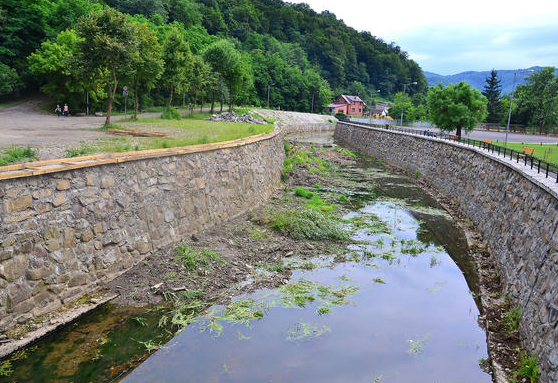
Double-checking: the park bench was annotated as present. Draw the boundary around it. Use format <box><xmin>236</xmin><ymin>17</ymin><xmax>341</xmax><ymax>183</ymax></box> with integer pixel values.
<box><xmin>450</xmin><ymin>135</ymin><xmax>459</xmax><ymax>140</ymax></box>
<box><xmin>522</xmin><ymin>147</ymin><xmax>534</xmax><ymax>155</ymax></box>
<box><xmin>481</xmin><ymin>140</ymin><xmax>493</xmax><ymax>149</ymax></box>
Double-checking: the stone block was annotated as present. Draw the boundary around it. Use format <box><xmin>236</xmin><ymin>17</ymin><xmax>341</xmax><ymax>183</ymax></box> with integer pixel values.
<box><xmin>56</xmin><ymin>180</ymin><xmax>71</xmax><ymax>191</ymax></box>
<box><xmin>5</xmin><ymin>195</ymin><xmax>32</xmax><ymax>213</ymax></box>
<box><xmin>1</xmin><ymin>256</ymin><xmax>28</xmax><ymax>282</ymax></box>
<box><xmin>81</xmin><ymin>230</ymin><xmax>94</xmax><ymax>243</ymax></box>
<box><xmin>32</xmin><ymin>189</ymin><xmax>52</xmax><ymax>200</ymax></box>
<box><xmin>2</xmin><ymin>236</ymin><xmax>16</xmax><ymax>248</ymax></box>
<box><xmin>53</xmin><ymin>193</ymin><xmax>66</xmax><ymax>207</ymax></box>
<box><xmin>85</xmin><ymin>174</ymin><xmax>95</xmax><ymax>186</ymax></box>
<box><xmin>101</xmin><ymin>178</ymin><xmax>114</xmax><ymax>189</ymax></box>
<box><xmin>8</xmin><ymin>282</ymin><xmax>33</xmax><ymax>306</ymax></box>
<box><xmin>68</xmin><ymin>273</ymin><xmax>89</xmax><ymax>287</ymax></box>
<box><xmin>135</xmin><ymin>241</ymin><xmax>151</xmax><ymax>255</ymax></box>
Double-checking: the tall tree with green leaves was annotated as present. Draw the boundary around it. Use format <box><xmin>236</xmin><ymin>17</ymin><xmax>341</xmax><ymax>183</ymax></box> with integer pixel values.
<box><xmin>76</xmin><ymin>8</ymin><xmax>139</xmax><ymax>126</ymax></box>
<box><xmin>482</xmin><ymin>69</ymin><xmax>503</xmax><ymax>123</ymax></box>
<box><xmin>513</xmin><ymin>67</ymin><xmax>558</xmax><ymax>133</ymax></box>
<box><xmin>28</xmin><ymin>29</ymin><xmax>104</xmax><ymax>108</ymax></box>
<box><xmin>161</xmin><ymin>26</ymin><xmax>193</xmax><ymax>109</ymax></box>
<box><xmin>130</xmin><ymin>22</ymin><xmax>164</xmax><ymax>119</ymax></box>
<box><xmin>189</xmin><ymin>54</ymin><xmax>211</xmax><ymax>113</ymax></box>
<box><xmin>203</xmin><ymin>40</ymin><xmax>250</xmax><ymax>112</ymax></box>
<box><xmin>427</xmin><ymin>82</ymin><xmax>487</xmax><ymax>138</ymax></box>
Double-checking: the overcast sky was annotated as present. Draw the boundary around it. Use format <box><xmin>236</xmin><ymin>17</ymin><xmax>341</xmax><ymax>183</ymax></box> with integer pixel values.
<box><xmin>289</xmin><ymin>0</ymin><xmax>558</xmax><ymax>75</ymax></box>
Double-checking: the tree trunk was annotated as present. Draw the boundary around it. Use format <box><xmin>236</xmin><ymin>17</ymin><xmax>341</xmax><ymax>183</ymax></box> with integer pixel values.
<box><xmin>210</xmin><ymin>95</ymin><xmax>215</xmax><ymax>113</ymax></box>
<box><xmin>220</xmin><ymin>98</ymin><xmax>223</xmax><ymax>112</ymax></box>
<box><xmin>104</xmin><ymin>68</ymin><xmax>118</xmax><ymax>127</ymax></box>
<box><xmin>191</xmin><ymin>90</ymin><xmax>197</xmax><ymax>114</ymax></box>
<box><xmin>166</xmin><ymin>84</ymin><xmax>174</xmax><ymax>110</ymax></box>
<box><xmin>200</xmin><ymin>95</ymin><xmax>203</xmax><ymax>113</ymax></box>
<box><xmin>133</xmin><ymin>77</ymin><xmax>139</xmax><ymax>120</ymax></box>
<box><xmin>456</xmin><ymin>126</ymin><xmax>462</xmax><ymax>138</ymax></box>
<box><xmin>228</xmin><ymin>91</ymin><xmax>233</xmax><ymax>112</ymax></box>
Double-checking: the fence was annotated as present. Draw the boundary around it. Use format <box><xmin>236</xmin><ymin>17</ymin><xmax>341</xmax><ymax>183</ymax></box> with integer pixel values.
<box><xmin>343</xmin><ymin>121</ymin><xmax>558</xmax><ymax>183</ymax></box>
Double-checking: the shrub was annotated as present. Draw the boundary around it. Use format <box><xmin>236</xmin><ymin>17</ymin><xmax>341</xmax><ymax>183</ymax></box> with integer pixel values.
<box><xmin>161</xmin><ymin>107</ymin><xmax>182</xmax><ymax>120</ymax></box>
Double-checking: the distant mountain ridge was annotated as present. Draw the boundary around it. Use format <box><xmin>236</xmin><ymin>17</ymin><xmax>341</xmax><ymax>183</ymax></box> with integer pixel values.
<box><xmin>424</xmin><ymin>66</ymin><xmax>558</xmax><ymax>94</ymax></box>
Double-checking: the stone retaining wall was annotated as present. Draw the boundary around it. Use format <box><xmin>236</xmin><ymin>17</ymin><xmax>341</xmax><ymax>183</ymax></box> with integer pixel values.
<box><xmin>0</xmin><ymin>128</ymin><xmax>284</xmax><ymax>332</ymax></box>
<box><xmin>282</xmin><ymin>122</ymin><xmax>336</xmax><ymax>133</ymax></box>
<box><xmin>335</xmin><ymin>122</ymin><xmax>558</xmax><ymax>381</ymax></box>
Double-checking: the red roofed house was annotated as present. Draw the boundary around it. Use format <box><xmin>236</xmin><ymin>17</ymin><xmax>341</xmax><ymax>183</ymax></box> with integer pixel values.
<box><xmin>327</xmin><ymin>95</ymin><xmax>366</xmax><ymax>116</ymax></box>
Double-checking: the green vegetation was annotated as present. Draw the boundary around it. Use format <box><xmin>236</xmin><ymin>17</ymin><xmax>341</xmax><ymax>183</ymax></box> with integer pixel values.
<box><xmin>427</xmin><ymin>82</ymin><xmax>488</xmax><ymax>137</ymax></box>
<box><xmin>63</xmin><ymin>117</ymin><xmax>274</xmax><ymax>156</ymax></box>
<box><xmin>264</xmin><ymin>208</ymin><xmax>349</xmax><ymax>241</ymax></box>
<box><xmin>1</xmin><ymin>0</ymin><xmax>426</xmax><ymax>114</ymax></box>
<box><xmin>493</xmin><ymin>142</ymin><xmax>558</xmax><ymax>165</ymax></box>
<box><xmin>161</xmin><ymin>107</ymin><xmax>182</xmax><ymax>120</ymax></box>
<box><xmin>286</xmin><ymin>322</ymin><xmax>330</xmax><ymax>342</ymax></box>
<box><xmin>174</xmin><ymin>245</ymin><xmax>224</xmax><ymax>272</ymax></box>
<box><xmin>514</xmin><ymin>353</ymin><xmax>538</xmax><ymax>383</ymax></box>
<box><xmin>0</xmin><ymin>146</ymin><xmax>37</xmax><ymax>166</ymax></box>
<box><xmin>283</xmin><ymin>147</ymin><xmax>331</xmax><ymax>177</ymax></box>
<box><xmin>503</xmin><ymin>307</ymin><xmax>521</xmax><ymax>333</ymax></box>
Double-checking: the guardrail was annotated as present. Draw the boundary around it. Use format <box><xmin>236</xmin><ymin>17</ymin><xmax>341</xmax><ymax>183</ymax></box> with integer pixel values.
<box><xmin>341</xmin><ymin>121</ymin><xmax>558</xmax><ymax>183</ymax></box>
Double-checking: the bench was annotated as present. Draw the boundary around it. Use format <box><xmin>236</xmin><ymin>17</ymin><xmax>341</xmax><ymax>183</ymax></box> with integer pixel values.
<box><xmin>450</xmin><ymin>135</ymin><xmax>459</xmax><ymax>140</ymax></box>
<box><xmin>481</xmin><ymin>139</ymin><xmax>493</xmax><ymax>149</ymax></box>
<box><xmin>523</xmin><ymin>147</ymin><xmax>534</xmax><ymax>155</ymax></box>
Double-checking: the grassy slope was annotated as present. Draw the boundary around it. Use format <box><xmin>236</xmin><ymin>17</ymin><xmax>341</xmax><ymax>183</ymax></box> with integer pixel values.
<box><xmin>493</xmin><ymin>141</ymin><xmax>558</xmax><ymax>165</ymax></box>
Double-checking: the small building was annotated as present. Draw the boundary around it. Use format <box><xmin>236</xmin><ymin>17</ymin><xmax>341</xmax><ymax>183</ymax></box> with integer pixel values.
<box><xmin>327</xmin><ymin>95</ymin><xmax>366</xmax><ymax>116</ymax></box>
<box><xmin>367</xmin><ymin>102</ymin><xmax>390</xmax><ymax>118</ymax></box>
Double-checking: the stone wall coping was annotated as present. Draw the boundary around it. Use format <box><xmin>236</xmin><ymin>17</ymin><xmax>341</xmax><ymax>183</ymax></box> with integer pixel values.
<box><xmin>339</xmin><ymin>121</ymin><xmax>558</xmax><ymax>201</ymax></box>
<box><xmin>0</xmin><ymin>125</ymin><xmax>281</xmax><ymax>181</ymax></box>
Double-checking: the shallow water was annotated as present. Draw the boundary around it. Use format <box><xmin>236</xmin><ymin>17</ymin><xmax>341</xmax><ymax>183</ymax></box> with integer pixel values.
<box><xmin>1</xmin><ymin>140</ymin><xmax>490</xmax><ymax>383</ymax></box>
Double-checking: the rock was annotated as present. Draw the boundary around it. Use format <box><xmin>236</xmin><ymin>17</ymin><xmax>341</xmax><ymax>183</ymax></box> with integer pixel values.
<box><xmin>206</xmin><ymin>111</ymin><xmax>267</xmax><ymax>125</ymax></box>
<box><xmin>191</xmin><ymin>234</ymin><xmax>200</xmax><ymax>242</ymax></box>
<box><xmin>171</xmin><ymin>286</ymin><xmax>187</xmax><ymax>292</ymax></box>
<box><xmin>285</xmin><ymin>251</ymin><xmax>294</xmax><ymax>257</ymax></box>
<box><xmin>151</xmin><ymin>282</ymin><xmax>164</xmax><ymax>290</ymax></box>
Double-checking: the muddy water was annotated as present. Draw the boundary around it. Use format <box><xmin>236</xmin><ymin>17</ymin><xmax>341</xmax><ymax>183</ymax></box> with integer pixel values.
<box><xmin>1</xmin><ymin>135</ymin><xmax>491</xmax><ymax>383</ymax></box>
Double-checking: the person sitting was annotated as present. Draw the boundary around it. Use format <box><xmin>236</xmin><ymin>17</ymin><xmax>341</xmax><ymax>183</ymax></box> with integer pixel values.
<box><xmin>63</xmin><ymin>104</ymin><xmax>69</xmax><ymax>117</ymax></box>
<box><xmin>55</xmin><ymin>104</ymin><xmax>62</xmax><ymax>117</ymax></box>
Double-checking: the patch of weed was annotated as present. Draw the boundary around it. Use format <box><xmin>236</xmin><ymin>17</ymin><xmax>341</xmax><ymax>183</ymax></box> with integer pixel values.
<box><xmin>264</xmin><ymin>208</ymin><xmax>349</xmax><ymax>241</ymax></box>
<box><xmin>286</xmin><ymin>322</ymin><xmax>330</xmax><ymax>342</ymax></box>
<box><xmin>254</xmin><ymin>261</ymin><xmax>285</xmax><ymax>273</ymax></box>
<box><xmin>174</xmin><ymin>245</ymin><xmax>224</xmax><ymax>272</ymax></box>
<box><xmin>372</xmin><ymin>278</ymin><xmax>386</xmax><ymax>284</ymax></box>
<box><xmin>513</xmin><ymin>352</ymin><xmax>538</xmax><ymax>383</ymax></box>
<box><xmin>161</xmin><ymin>107</ymin><xmax>182</xmax><ymax>120</ymax></box>
<box><xmin>503</xmin><ymin>307</ymin><xmax>521</xmax><ymax>333</ymax></box>
<box><xmin>0</xmin><ymin>146</ymin><xmax>38</xmax><ymax>166</ymax></box>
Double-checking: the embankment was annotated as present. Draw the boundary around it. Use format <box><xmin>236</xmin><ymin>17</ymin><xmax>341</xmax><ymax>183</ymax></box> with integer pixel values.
<box><xmin>0</xmin><ymin>127</ymin><xmax>286</xmax><ymax>334</ymax></box>
<box><xmin>335</xmin><ymin>121</ymin><xmax>558</xmax><ymax>381</ymax></box>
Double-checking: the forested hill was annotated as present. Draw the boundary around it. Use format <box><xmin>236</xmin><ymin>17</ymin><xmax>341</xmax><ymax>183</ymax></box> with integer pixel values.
<box><xmin>0</xmin><ymin>0</ymin><xmax>426</xmax><ymax>113</ymax></box>
<box><xmin>425</xmin><ymin>67</ymin><xmax>558</xmax><ymax>94</ymax></box>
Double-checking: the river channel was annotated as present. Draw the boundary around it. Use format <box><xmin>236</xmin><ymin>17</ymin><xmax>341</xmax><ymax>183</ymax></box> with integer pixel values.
<box><xmin>1</xmin><ymin>133</ymin><xmax>491</xmax><ymax>383</ymax></box>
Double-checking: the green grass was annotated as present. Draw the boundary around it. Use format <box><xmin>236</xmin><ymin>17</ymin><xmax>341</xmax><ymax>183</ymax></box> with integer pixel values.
<box><xmin>263</xmin><ymin>208</ymin><xmax>349</xmax><ymax>241</ymax></box>
<box><xmin>503</xmin><ymin>307</ymin><xmax>521</xmax><ymax>333</ymax></box>
<box><xmin>65</xmin><ymin>117</ymin><xmax>274</xmax><ymax>156</ymax></box>
<box><xmin>174</xmin><ymin>245</ymin><xmax>224</xmax><ymax>272</ymax></box>
<box><xmin>0</xmin><ymin>146</ymin><xmax>38</xmax><ymax>166</ymax></box>
<box><xmin>493</xmin><ymin>141</ymin><xmax>558</xmax><ymax>165</ymax></box>
<box><xmin>514</xmin><ymin>353</ymin><xmax>538</xmax><ymax>383</ymax></box>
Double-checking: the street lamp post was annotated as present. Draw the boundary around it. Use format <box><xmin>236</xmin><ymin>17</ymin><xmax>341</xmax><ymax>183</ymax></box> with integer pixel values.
<box><xmin>505</xmin><ymin>70</ymin><xmax>534</xmax><ymax>147</ymax></box>
<box><xmin>401</xmin><ymin>82</ymin><xmax>417</xmax><ymax>126</ymax></box>
<box><xmin>369</xmin><ymin>89</ymin><xmax>381</xmax><ymax>124</ymax></box>
<box><xmin>267</xmin><ymin>83</ymin><xmax>275</xmax><ymax>109</ymax></box>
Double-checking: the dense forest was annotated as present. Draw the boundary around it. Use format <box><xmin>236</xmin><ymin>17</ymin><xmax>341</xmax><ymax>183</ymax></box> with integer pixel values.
<box><xmin>0</xmin><ymin>0</ymin><xmax>426</xmax><ymax>114</ymax></box>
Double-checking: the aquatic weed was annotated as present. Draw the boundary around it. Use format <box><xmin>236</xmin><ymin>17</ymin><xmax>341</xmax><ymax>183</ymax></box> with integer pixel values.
<box><xmin>265</xmin><ymin>208</ymin><xmax>350</xmax><ymax>241</ymax></box>
<box><xmin>286</xmin><ymin>322</ymin><xmax>330</xmax><ymax>342</ymax></box>
<box><xmin>174</xmin><ymin>245</ymin><xmax>224</xmax><ymax>271</ymax></box>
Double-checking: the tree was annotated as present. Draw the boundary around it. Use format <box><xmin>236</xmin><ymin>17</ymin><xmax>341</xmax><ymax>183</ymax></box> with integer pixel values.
<box><xmin>482</xmin><ymin>69</ymin><xmax>503</xmax><ymax>123</ymax></box>
<box><xmin>76</xmin><ymin>8</ymin><xmax>139</xmax><ymax>126</ymax></box>
<box><xmin>427</xmin><ymin>82</ymin><xmax>487</xmax><ymax>138</ymax></box>
<box><xmin>0</xmin><ymin>63</ymin><xmax>21</xmax><ymax>97</ymax></box>
<box><xmin>203</xmin><ymin>39</ymin><xmax>251</xmax><ymax>112</ymax></box>
<box><xmin>130</xmin><ymin>22</ymin><xmax>164</xmax><ymax>119</ymax></box>
<box><xmin>389</xmin><ymin>92</ymin><xmax>415</xmax><ymax>123</ymax></box>
<box><xmin>513</xmin><ymin>67</ymin><xmax>558</xmax><ymax>133</ymax></box>
<box><xmin>161</xmin><ymin>26</ymin><xmax>193</xmax><ymax>109</ymax></box>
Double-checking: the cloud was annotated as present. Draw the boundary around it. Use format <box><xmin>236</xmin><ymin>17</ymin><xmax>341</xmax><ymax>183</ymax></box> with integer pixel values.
<box><xmin>395</xmin><ymin>24</ymin><xmax>558</xmax><ymax>74</ymax></box>
<box><xmin>288</xmin><ymin>0</ymin><xmax>558</xmax><ymax>74</ymax></box>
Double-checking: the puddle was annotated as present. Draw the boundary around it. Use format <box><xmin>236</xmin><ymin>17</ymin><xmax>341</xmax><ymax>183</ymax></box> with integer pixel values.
<box><xmin>1</xmin><ymin>138</ymin><xmax>490</xmax><ymax>383</ymax></box>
